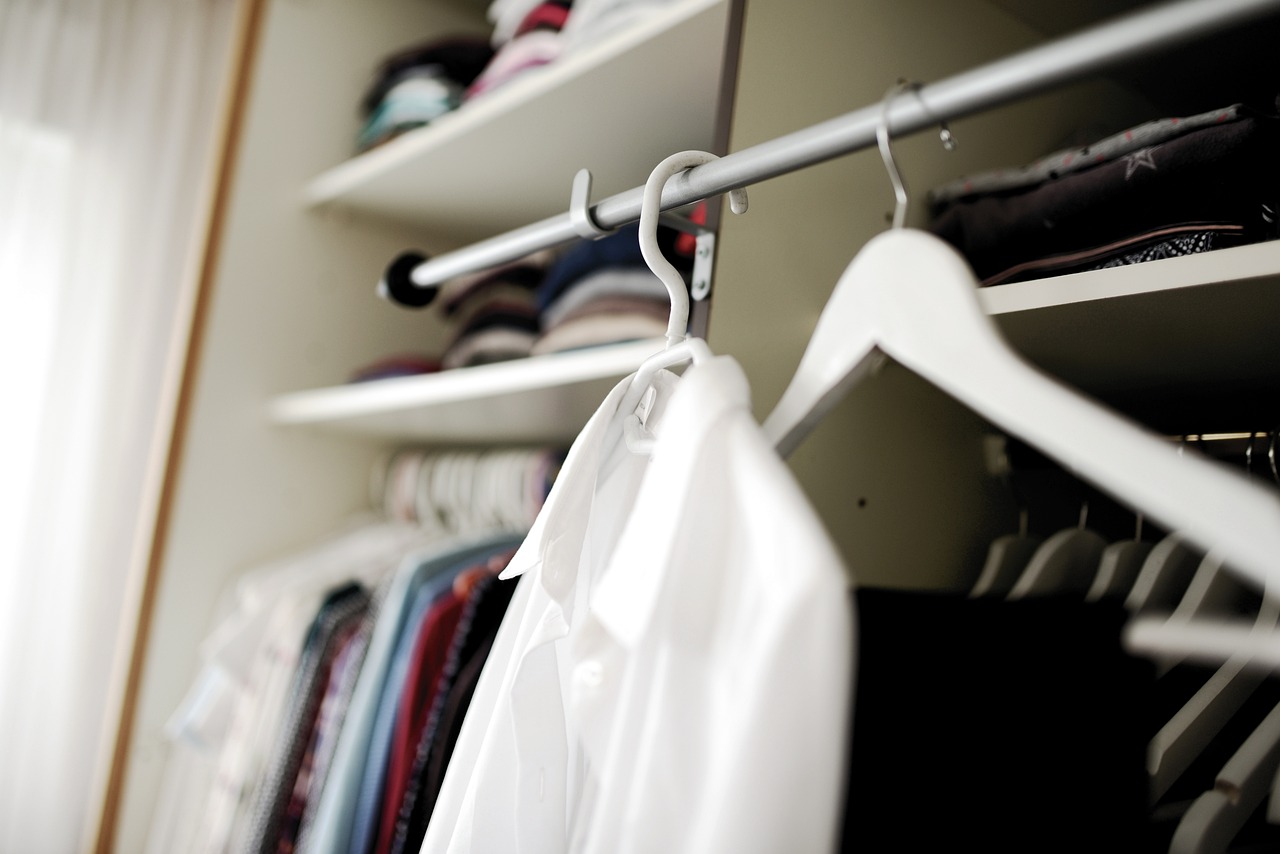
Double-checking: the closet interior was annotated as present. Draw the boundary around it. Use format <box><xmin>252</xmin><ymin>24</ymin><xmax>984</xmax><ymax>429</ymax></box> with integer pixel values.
<box><xmin>100</xmin><ymin>0</ymin><xmax>1280</xmax><ymax>851</ymax></box>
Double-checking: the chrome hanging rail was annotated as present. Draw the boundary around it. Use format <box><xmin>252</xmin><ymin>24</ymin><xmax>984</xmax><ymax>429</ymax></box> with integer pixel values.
<box><xmin>388</xmin><ymin>0</ymin><xmax>1280</xmax><ymax>299</ymax></box>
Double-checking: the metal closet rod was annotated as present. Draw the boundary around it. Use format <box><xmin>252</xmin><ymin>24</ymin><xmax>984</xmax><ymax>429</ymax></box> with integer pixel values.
<box><xmin>406</xmin><ymin>0</ymin><xmax>1280</xmax><ymax>290</ymax></box>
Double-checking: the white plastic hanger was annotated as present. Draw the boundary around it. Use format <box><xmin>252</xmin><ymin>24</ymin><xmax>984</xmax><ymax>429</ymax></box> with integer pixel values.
<box><xmin>616</xmin><ymin>150</ymin><xmax>748</xmax><ymax>453</ymax></box>
<box><xmin>1169</xmin><ymin>699</ymin><xmax>1280</xmax><ymax>854</ymax></box>
<box><xmin>1147</xmin><ymin>555</ymin><xmax>1275</xmax><ymax>803</ymax></box>
<box><xmin>1124</xmin><ymin>433</ymin><xmax>1280</xmax><ymax>667</ymax></box>
<box><xmin>1085</xmin><ymin>516</ymin><xmax>1153</xmax><ymax>603</ymax></box>
<box><xmin>1125</xmin><ymin>535</ymin><xmax>1205</xmax><ymax>616</ymax></box>
<box><xmin>1007</xmin><ymin>504</ymin><xmax>1106</xmax><ymax>600</ymax></box>
<box><xmin>969</xmin><ymin>509</ymin><xmax>1042</xmax><ymax>599</ymax></box>
<box><xmin>760</xmin><ymin>84</ymin><xmax>1280</xmax><ymax>605</ymax></box>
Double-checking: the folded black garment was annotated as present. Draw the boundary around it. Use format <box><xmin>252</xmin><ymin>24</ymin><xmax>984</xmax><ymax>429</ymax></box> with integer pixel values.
<box><xmin>930</xmin><ymin>111</ymin><xmax>1280</xmax><ymax>286</ymax></box>
<box><xmin>361</xmin><ymin>37</ymin><xmax>495</xmax><ymax>116</ymax></box>
<box><xmin>843</xmin><ymin>587</ymin><xmax>1154</xmax><ymax>853</ymax></box>
<box><xmin>928</xmin><ymin>103</ymin><xmax>1247</xmax><ymax>209</ymax></box>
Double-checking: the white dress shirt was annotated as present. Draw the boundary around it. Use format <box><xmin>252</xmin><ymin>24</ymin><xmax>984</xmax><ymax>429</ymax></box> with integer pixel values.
<box><xmin>423</xmin><ymin>354</ymin><xmax>854</xmax><ymax>854</ymax></box>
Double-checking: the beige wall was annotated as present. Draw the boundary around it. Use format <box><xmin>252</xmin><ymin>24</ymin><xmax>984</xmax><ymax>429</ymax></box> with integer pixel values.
<box><xmin>709</xmin><ymin>0</ymin><xmax>1153</xmax><ymax>583</ymax></box>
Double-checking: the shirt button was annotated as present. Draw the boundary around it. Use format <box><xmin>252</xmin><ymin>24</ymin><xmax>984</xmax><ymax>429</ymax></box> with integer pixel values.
<box><xmin>576</xmin><ymin>660</ymin><xmax>604</xmax><ymax>687</ymax></box>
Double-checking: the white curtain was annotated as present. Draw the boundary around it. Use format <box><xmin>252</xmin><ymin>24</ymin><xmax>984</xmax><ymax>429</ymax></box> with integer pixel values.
<box><xmin>0</xmin><ymin>1</ymin><xmax>235</xmax><ymax>851</ymax></box>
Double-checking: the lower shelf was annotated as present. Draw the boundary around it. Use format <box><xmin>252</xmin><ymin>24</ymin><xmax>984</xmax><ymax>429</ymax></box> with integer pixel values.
<box><xmin>272</xmin><ymin>242</ymin><xmax>1280</xmax><ymax>446</ymax></box>
<box><xmin>267</xmin><ymin>338</ymin><xmax>665</xmax><ymax>445</ymax></box>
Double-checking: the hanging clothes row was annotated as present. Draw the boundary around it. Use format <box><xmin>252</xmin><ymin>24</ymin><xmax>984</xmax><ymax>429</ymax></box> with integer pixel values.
<box><xmin>148</xmin><ymin>447</ymin><xmax>562</xmax><ymax>854</ymax></box>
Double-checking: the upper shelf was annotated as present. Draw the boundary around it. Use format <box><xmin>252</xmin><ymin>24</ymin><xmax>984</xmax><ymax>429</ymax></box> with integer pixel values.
<box><xmin>985</xmin><ymin>240</ymin><xmax>1280</xmax><ymax>426</ymax></box>
<box><xmin>268</xmin><ymin>337</ymin><xmax>665</xmax><ymax>445</ymax></box>
<box><xmin>304</xmin><ymin>0</ymin><xmax>737</xmax><ymax>245</ymax></box>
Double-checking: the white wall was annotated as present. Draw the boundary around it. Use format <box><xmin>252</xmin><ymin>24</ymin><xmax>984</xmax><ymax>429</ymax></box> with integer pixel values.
<box><xmin>709</xmin><ymin>0</ymin><xmax>1153</xmax><ymax>585</ymax></box>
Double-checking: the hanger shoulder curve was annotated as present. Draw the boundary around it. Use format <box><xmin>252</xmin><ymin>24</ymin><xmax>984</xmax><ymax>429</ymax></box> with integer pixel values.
<box><xmin>1085</xmin><ymin>539</ymin><xmax>1154</xmax><ymax>603</ymax></box>
<box><xmin>765</xmin><ymin>228</ymin><xmax>1280</xmax><ymax>598</ymax></box>
<box><xmin>1006</xmin><ymin>527</ymin><xmax>1107</xmax><ymax>600</ymax></box>
<box><xmin>969</xmin><ymin>533</ymin><xmax>1042</xmax><ymax>598</ymax></box>
<box><xmin>1170</xmin><ymin>699</ymin><xmax>1280</xmax><ymax>854</ymax></box>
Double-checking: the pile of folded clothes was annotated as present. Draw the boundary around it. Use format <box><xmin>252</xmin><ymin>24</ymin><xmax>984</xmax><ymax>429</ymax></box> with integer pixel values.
<box><xmin>429</xmin><ymin>220</ymin><xmax>692</xmax><ymax>366</ymax></box>
<box><xmin>437</xmin><ymin>250</ymin><xmax>554</xmax><ymax>370</ymax></box>
<box><xmin>531</xmin><ymin>221</ymin><xmax>690</xmax><ymax>356</ymax></box>
<box><xmin>928</xmin><ymin>101</ymin><xmax>1280</xmax><ymax>287</ymax></box>
<box><xmin>357</xmin><ymin>37</ymin><xmax>494</xmax><ymax>152</ymax></box>
<box><xmin>347</xmin><ymin>224</ymin><xmax>693</xmax><ymax>381</ymax></box>
<box><xmin>466</xmin><ymin>0</ymin><xmax>574</xmax><ymax>99</ymax></box>
<box><xmin>356</xmin><ymin>0</ymin><xmax>687</xmax><ymax>147</ymax></box>
<box><xmin>468</xmin><ymin>0</ymin><xmax>685</xmax><ymax>100</ymax></box>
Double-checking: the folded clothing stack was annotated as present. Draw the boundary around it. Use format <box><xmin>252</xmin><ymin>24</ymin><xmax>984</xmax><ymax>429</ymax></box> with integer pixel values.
<box><xmin>437</xmin><ymin>250</ymin><xmax>555</xmax><ymax>370</ymax></box>
<box><xmin>466</xmin><ymin>0</ymin><xmax>574</xmax><ymax>100</ymax></box>
<box><xmin>531</xmin><ymin>221</ymin><xmax>690</xmax><ymax>356</ymax></box>
<box><xmin>358</xmin><ymin>37</ymin><xmax>494</xmax><ymax>152</ymax></box>
<box><xmin>928</xmin><ymin>102</ymin><xmax>1280</xmax><ymax>286</ymax></box>
<box><xmin>467</xmin><ymin>0</ymin><xmax>686</xmax><ymax>100</ymax></box>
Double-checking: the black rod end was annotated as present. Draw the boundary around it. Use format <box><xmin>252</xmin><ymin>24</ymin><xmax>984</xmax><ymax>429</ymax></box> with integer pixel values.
<box><xmin>379</xmin><ymin>251</ymin><xmax>437</xmax><ymax>308</ymax></box>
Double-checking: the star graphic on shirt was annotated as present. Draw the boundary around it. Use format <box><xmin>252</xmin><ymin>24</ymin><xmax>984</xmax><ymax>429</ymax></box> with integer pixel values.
<box><xmin>1122</xmin><ymin>148</ymin><xmax>1158</xmax><ymax>180</ymax></box>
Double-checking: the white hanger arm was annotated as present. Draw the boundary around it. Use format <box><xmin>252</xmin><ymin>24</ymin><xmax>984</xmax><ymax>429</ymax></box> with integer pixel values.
<box><xmin>763</xmin><ymin>228</ymin><xmax>1280</xmax><ymax>597</ymax></box>
<box><xmin>1170</xmin><ymin>699</ymin><xmax>1280</xmax><ymax>854</ymax></box>
<box><xmin>1006</xmin><ymin>527</ymin><xmax>1106</xmax><ymax>599</ymax></box>
<box><xmin>968</xmin><ymin>532</ymin><xmax>1042</xmax><ymax>598</ymax></box>
<box><xmin>1084</xmin><ymin>539</ymin><xmax>1153</xmax><ymax>603</ymax></box>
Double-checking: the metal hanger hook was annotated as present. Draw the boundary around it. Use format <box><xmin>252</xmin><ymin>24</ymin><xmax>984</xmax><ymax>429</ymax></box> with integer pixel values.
<box><xmin>876</xmin><ymin>79</ymin><xmax>956</xmax><ymax>230</ymax></box>
<box><xmin>1264</xmin><ymin>430</ymin><xmax>1274</xmax><ymax>483</ymax></box>
<box><xmin>876</xmin><ymin>80</ymin><xmax>913</xmax><ymax>230</ymax></box>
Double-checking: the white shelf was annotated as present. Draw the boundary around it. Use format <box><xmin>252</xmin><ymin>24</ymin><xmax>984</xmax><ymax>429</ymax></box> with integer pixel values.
<box><xmin>983</xmin><ymin>240</ymin><xmax>1280</xmax><ymax>419</ymax></box>
<box><xmin>268</xmin><ymin>337</ymin><xmax>664</xmax><ymax>444</ymax></box>
<box><xmin>304</xmin><ymin>0</ymin><xmax>736</xmax><ymax>244</ymax></box>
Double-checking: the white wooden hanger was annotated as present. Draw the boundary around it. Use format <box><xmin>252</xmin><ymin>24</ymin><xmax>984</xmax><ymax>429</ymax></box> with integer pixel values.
<box><xmin>1126</xmin><ymin>535</ymin><xmax>1205</xmax><ymax>616</ymax></box>
<box><xmin>1085</xmin><ymin>515</ymin><xmax>1153</xmax><ymax>603</ymax></box>
<box><xmin>1125</xmin><ymin>435</ymin><xmax>1280</xmax><ymax>666</ymax></box>
<box><xmin>969</xmin><ymin>447</ymin><xmax>1041</xmax><ymax>598</ymax></box>
<box><xmin>616</xmin><ymin>150</ymin><xmax>747</xmax><ymax>453</ymax></box>
<box><xmin>1169</xmin><ymin>698</ymin><xmax>1280</xmax><ymax>854</ymax></box>
<box><xmin>1145</xmin><ymin>551</ymin><xmax>1274</xmax><ymax>804</ymax></box>
<box><xmin>761</xmin><ymin>85</ymin><xmax>1280</xmax><ymax>610</ymax></box>
<box><xmin>969</xmin><ymin>511</ymin><xmax>1042</xmax><ymax>598</ymax></box>
<box><xmin>1007</xmin><ymin>504</ymin><xmax>1107</xmax><ymax>600</ymax></box>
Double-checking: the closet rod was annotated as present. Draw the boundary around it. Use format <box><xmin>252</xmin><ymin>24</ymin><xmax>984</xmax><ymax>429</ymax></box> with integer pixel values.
<box><xmin>400</xmin><ymin>0</ymin><xmax>1280</xmax><ymax>292</ymax></box>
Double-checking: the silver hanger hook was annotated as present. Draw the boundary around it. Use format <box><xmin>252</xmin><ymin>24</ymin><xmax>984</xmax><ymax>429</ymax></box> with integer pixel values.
<box><xmin>1264</xmin><ymin>430</ymin><xmax>1274</xmax><ymax>483</ymax></box>
<box><xmin>877</xmin><ymin>79</ymin><xmax>957</xmax><ymax>230</ymax></box>
<box><xmin>876</xmin><ymin>80</ymin><xmax>913</xmax><ymax>230</ymax></box>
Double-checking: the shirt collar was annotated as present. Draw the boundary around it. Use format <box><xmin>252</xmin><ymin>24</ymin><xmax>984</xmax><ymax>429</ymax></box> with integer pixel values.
<box><xmin>498</xmin><ymin>373</ymin><xmax>634</xmax><ymax>596</ymax></box>
<box><xmin>588</xmin><ymin>355</ymin><xmax>752</xmax><ymax>648</ymax></box>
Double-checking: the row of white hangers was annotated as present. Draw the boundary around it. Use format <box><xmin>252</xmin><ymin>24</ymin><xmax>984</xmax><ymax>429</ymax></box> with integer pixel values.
<box><xmin>970</xmin><ymin>465</ymin><xmax>1280</xmax><ymax>851</ymax></box>
<box><xmin>614</xmin><ymin>76</ymin><xmax>1280</xmax><ymax>852</ymax></box>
